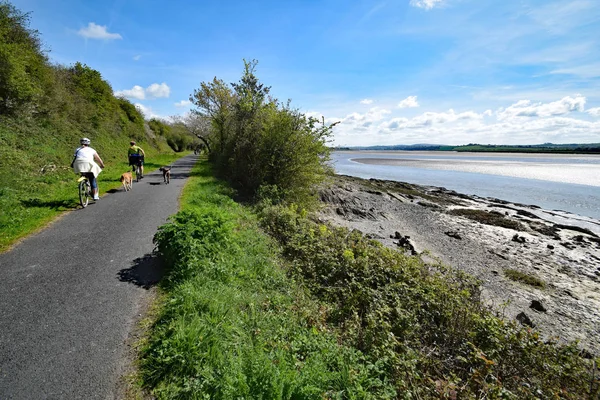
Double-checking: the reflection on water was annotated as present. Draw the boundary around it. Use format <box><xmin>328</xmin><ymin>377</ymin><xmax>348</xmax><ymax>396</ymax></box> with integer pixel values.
<box><xmin>332</xmin><ymin>151</ymin><xmax>600</xmax><ymax>220</ymax></box>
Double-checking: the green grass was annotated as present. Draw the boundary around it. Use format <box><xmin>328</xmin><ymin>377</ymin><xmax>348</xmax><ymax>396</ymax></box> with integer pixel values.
<box><xmin>504</xmin><ymin>268</ymin><xmax>547</xmax><ymax>288</ymax></box>
<box><xmin>0</xmin><ymin>147</ymin><xmax>189</xmax><ymax>252</ymax></box>
<box><xmin>448</xmin><ymin>208</ymin><xmax>525</xmax><ymax>230</ymax></box>
<box><xmin>139</xmin><ymin>159</ymin><xmax>397</xmax><ymax>399</ymax></box>
<box><xmin>142</xmin><ymin>159</ymin><xmax>599</xmax><ymax>399</ymax></box>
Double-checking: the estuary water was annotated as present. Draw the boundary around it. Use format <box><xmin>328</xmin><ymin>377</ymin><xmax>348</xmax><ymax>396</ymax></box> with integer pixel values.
<box><xmin>331</xmin><ymin>151</ymin><xmax>600</xmax><ymax>220</ymax></box>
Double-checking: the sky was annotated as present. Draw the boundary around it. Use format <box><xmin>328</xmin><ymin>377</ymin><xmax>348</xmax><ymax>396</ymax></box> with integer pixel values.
<box><xmin>12</xmin><ymin>0</ymin><xmax>600</xmax><ymax>146</ymax></box>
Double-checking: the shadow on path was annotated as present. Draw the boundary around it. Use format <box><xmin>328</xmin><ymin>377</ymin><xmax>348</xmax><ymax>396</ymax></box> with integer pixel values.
<box><xmin>117</xmin><ymin>254</ymin><xmax>165</xmax><ymax>289</ymax></box>
<box><xmin>20</xmin><ymin>198</ymin><xmax>77</xmax><ymax>210</ymax></box>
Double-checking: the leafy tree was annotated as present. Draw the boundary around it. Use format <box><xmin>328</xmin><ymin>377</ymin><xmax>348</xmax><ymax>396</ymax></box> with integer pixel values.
<box><xmin>190</xmin><ymin>76</ymin><xmax>235</xmax><ymax>156</ymax></box>
<box><xmin>171</xmin><ymin>113</ymin><xmax>212</xmax><ymax>153</ymax></box>
<box><xmin>190</xmin><ymin>60</ymin><xmax>335</xmax><ymax>206</ymax></box>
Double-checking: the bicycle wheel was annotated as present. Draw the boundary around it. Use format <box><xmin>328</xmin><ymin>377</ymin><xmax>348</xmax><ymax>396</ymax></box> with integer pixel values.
<box><xmin>79</xmin><ymin>179</ymin><xmax>89</xmax><ymax>208</ymax></box>
<box><xmin>135</xmin><ymin>165</ymin><xmax>140</xmax><ymax>182</ymax></box>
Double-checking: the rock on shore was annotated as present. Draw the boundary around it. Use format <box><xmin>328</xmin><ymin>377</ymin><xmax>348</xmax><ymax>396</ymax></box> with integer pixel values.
<box><xmin>318</xmin><ymin>175</ymin><xmax>600</xmax><ymax>355</ymax></box>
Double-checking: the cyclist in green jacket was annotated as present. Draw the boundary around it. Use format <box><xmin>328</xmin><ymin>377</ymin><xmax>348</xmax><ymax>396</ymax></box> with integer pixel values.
<box><xmin>128</xmin><ymin>141</ymin><xmax>146</xmax><ymax>178</ymax></box>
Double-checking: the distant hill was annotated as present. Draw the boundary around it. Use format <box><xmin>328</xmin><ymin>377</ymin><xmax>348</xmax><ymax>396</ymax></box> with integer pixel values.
<box><xmin>333</xmin><ymin>143</ymin><xmax>600</xmax><ymax>154</ymax></box>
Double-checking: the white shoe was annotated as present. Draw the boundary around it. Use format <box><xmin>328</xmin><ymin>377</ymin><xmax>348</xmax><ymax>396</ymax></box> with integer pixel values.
<box><xmin>93</xmin><ymin>195</ymin><xmax>100</xmax><ymax>200</ymax></box>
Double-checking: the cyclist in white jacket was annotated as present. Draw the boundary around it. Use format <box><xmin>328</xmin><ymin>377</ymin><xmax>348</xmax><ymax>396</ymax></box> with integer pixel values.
<box><xmin>72</xmin><ymin>138</ymin><xmax>105</xmax><ymax>200</ymax></box>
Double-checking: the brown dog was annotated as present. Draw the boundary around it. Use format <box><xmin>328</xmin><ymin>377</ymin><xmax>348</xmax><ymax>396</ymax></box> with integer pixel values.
<box><xmin>120</xmin><ymin>171</ymin><xmax>133</xmax><ymax>191</ymax></box>
<box><xmin>159</xmin><ymin>166</ymin><xmax>171</xmax><ymax>184</ymax></box>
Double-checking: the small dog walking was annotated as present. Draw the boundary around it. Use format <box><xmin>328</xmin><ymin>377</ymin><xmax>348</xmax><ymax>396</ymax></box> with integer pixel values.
<box><xmin>120</xmin><ymin>171</ymin><xmax>133</xmax><ymax>191</ymax></box>
<box><xmin>159</xmin><ymin>166</ymin><xmax>171</xmax><ymax>184</ymax></box>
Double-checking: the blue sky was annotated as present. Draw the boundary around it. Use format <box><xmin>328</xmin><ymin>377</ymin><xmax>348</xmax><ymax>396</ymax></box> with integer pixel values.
<box><xmin>13</xmin><ymin>0</ymin><xmax>600</xmax><ymax>146</ymax></box>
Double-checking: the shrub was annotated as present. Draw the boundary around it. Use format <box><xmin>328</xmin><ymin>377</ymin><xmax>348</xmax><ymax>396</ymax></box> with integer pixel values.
<box><xmin>259</xmin><ymin>204</ymin><xmax>599</xmax><ymax>398</ymax></box>
<box><xmin>143</xmin><ymin>164</ymin><xmax>399</xmax><ymax>398</ymax></box>
<box><xmin>190</xmin><ymin>60</ymin><xmax>334</xmax><ymax>207</ymax></box>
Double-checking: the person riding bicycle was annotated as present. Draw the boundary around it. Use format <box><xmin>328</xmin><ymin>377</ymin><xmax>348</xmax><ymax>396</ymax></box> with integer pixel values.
<box><xmin>127</xmin><ymin>140</ymin><xmax>146</xmax><ymax>178</ymax></box>
<box><xmin>72</xmin><ymin>138</ymin><xmax>105</xmax><ymax>200</ymax></box>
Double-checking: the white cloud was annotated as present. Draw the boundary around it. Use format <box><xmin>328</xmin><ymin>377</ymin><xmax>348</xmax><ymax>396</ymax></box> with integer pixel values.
<box><xmin>327</xmin><ymin>94</ymin><xmax>600</xmax><ymax>147</ymax></box>
<box><xmin>115</xmin><ymin>83</ymin><xmax>171</xmax><ymax>100</ymax></box>
<box><xmin>360</xmin><ymin>99</ymin><xmax>374</xmax><ymax>104</ymax></box>
<box><xmin>135</xmin><ymin>103</ymin><xmax>170</xmax><ymax>121</ymax></box>
<box><xmin>398</xmin><ymin>96</ymin><xmax>419</xmax><ymax>108</ymax></box>
<box><xmin>550</xmin><ymin>63</ymin><xmax>600</xmax><ymax>79</ymax></box>
<box><xmin>497</xmin><ymin>95</ymin><xmax>586</xmax><ymax>120</ymax></box>
<box><xmin>410</xmin><ymin>0</ymin><xmax>445</xmax><ymax>10</ymax></box>
<box><xmin>133</xmin><ymin>55</ymin><xmax>141</xmax><ymax>61</ymax></box>
<box><xmin>115</xmin><ymin>85</ymin><xmax>145</xmax><ymax>100</ymax></box>
<box><xmin>174</xmin><ymin>100</ymin><xmax>191</xmax><ymax>108</ymax></box>
<box><xmin>77</xmin><ymin>22</ymin><xmax>122</xmax><ymax>40</ymax></box>
<box><xmin>146</xmin><ymin>83</ymin><xmax>171</xmax><ymax>99</ymax></box>
<box><xmin>381</xmin><ymin>109</ymin><xmax>483</xmax><ymax>130</ymax></box>
<box><xmin>341</xmin><ymin>107</ymin><xmax>391</xmax><ymax>126</ymax></box>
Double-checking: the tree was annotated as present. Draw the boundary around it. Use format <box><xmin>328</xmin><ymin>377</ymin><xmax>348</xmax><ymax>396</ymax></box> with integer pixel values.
<box><xmin>171</xmin><ymin>113</ymin><xmax>212</xmax><ymax>153</ymax></box>
<box><xmin>190</xmin><ymin>76</ymin><xmax>235</xmax><ymax>156</ymax></box>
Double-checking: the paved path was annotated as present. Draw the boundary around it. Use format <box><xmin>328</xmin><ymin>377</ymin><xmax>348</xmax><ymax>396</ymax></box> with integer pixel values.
<box><xmin>0</xmin><ymin>155</ymin><xmax>198</xmax><ymax>399</ymax></box>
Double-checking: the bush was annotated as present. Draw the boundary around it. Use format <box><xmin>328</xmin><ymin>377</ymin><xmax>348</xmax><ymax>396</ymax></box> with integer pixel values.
<box><xmin>259</xmin><ymin>204</ymin><xmax>599</xmax><ymax>398</ymax></box>
<box><xmin>190</xmin><ymin>60</ymin><xmax>334</xmax><ymax>206</ymax></box>
<box><xmin>142</xmin><ymin>162</ymin><xmax>398</xmax><ymax>398</ymax></box>
<box><xmin>0</xmin><ymin>1</ymin><xmax>48</xmax><ymax>114</ymax></box>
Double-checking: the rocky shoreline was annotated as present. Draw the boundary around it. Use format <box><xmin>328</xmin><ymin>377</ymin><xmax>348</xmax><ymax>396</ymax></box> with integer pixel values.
<box><xmin>318</xmin><ymin>174</ymin><xmax>600</xmax><ymax>355</ymax></box>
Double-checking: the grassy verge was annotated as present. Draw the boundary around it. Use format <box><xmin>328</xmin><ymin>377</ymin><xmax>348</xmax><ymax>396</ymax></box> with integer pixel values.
<box><xmin>448</xmin><ymin>208</ymin><xmax>525</xmax><ymax>230</ymax></box>
<box><xmin>140</xmin><ymin>159</ymin><xmax>396</xmax><ymax>398</ymax></box>
<box><xmin>504</xmin><ymin>268</ymin><xmax>547</xmax><ymax>288</ymax></box>
<box><xmin>142</xmin><ymin>159</ymin><xmax>598</xmax><ymax>398</ymax></box>
<box><xmin>0</xmin><ymin>151</ymin><xmax>189</xmax><ymax>252</ymax></box>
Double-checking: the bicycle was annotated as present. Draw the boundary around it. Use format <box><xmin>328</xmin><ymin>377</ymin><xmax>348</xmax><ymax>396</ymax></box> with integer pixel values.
<box><xmin>130</xmin><ymin>155</ymin><xmax>144</xmax><ymax>182</ymax></box>
<box><xmin>77</xmin><ymin>174</ymin><xmax>92</xmax><ymax>208</ymax></box>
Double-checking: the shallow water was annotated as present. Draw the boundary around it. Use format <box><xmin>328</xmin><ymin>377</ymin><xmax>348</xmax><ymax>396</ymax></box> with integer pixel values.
<box><xmin>332</xmin><ymin>151</ymin><xmax>600</xmax><ymax>220</ymax></box>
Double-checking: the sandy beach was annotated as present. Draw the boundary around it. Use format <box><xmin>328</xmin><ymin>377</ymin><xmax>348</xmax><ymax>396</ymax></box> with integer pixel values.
<box><xmin>319</xmin><ymin>174</ymin><xmax>600</xmax><ymax>355</ymax></box>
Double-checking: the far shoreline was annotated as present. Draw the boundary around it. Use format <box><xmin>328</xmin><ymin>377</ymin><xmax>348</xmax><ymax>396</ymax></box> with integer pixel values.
<box><xmin>331</xmin><ymin>151</ymin><xmax>600</xmax><ymax>220</ymax></box>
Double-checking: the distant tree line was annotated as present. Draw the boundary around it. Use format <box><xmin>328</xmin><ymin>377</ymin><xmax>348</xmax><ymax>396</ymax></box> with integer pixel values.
<box><xmin>338</xmin><ymin>143</ymin><xmax>600</xmax><ymax>154</ymax></box>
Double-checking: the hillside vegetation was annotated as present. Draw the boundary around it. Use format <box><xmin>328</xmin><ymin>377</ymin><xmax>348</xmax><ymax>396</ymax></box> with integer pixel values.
<box><xmin>0</xmin><ymin>1</ymin><xmax>191</xmax><ymax>251</ymax></box>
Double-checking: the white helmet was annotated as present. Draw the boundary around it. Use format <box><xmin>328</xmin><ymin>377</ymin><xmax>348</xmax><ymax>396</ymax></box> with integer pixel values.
<box><xmin>80</xmin><ymin>137</ymin><xmax>91</xmax><ymax>145</ymax></box>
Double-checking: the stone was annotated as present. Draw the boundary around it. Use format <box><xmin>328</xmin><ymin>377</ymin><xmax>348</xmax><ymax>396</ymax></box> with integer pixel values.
<box><xmin>516</xmin><ymin>312</ymin><xmax>535</xmax><ymax>327</ymax></box>
<box><xmin>512</xmin><ymin>234</ymin><xmax>526</xmax><ymax>243</ymax></box>
<box><xmin>444</xmin><ymin>231</ymin><xmax>462</xmax><ymax>240</ymax></box>
<box><xmin>529</xmin><ymin>300</ymin><xmax>547</xmax><ymax>313</ymax></box>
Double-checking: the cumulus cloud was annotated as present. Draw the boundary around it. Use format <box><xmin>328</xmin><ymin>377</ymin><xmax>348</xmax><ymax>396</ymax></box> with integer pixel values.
<box><xmin>146</xmin><ymin>83</ymin><xmax>171</xmax><ymax>99</ymax></box>
<box><xmin>133</xmin><ymin>55</ymin><xmax>141</xmax><ymax>61</ymax></box>
<box><xmin>360</xmin><ymin>99</ymin><xmax>374</xmax><ymax>104</ymax></box>
<box><xmin>174</xmin><ymin>100</ymin><xmax>191</xmax><ymax>108</ymax></box>
<box><xmin>115</xmin><ymin>85</ymin><xmax>145</xmax><ymax>100</ymax></box>
<box><xmin>398</xmin><ymin>96</ymin><xmax>419</xmax><ymax>108</ymax></box>
<box><xmin>497</xmin><ymin>95</ymin><xmax>586</xmax><ymax>120</ymax></box>
<box><xmin>588</xmin><ymin>107</ymin><xmax>600</xmax><ymax>117</ymax></box>
<box><xmin>116</xmin><ymin>83</ymin><xmax>171</xmax><ymax>100</ymax></box>
<box><xmin>380</xmin><ymin>109</ymin><xmax>483</xmax><ymax>130</ymax></box>
<box><xmin>77</xmin><ymin>22</ymin><xmax>122</xmax><ymax>40</ymax></box>
<box><xmin>135</xmin><ymin>103</ymin><xmax>169</xmax><ymax>121</ymax></box>
<box><xmin>410</xmin><ymin>0</ymin><xmax>445</xmax><ymax>10</ymax></box>
<box><xmin>321</xmin><ymin>94</ymin><xmax>600</xmax><ymax>146</ymax></box>
<box><xmin>341</xmin><ymin>107</ymin><xmax>391</xmax><ymax>125</ymax></box>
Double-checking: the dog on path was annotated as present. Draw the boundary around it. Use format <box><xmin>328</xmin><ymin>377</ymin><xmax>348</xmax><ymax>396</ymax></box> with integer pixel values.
<box><xmin>120</xmin><ymin>171</ymin><xmax>133</xmax><ymax>191</ymax></box>
<box><xmin>159</xmin><ymin>166</ymin><xmax>171</xmax><ymax>184</ymax></box>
